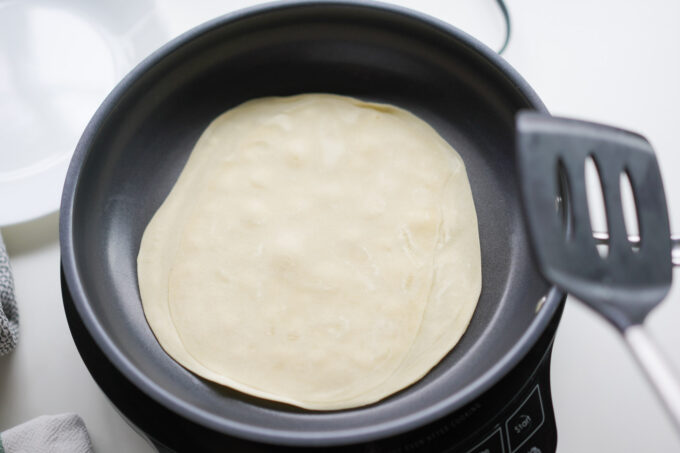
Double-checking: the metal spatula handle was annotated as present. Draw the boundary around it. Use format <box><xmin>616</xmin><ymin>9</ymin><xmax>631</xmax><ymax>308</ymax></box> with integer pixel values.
<box><xmin>625</xmin><ymin>326</ymin><xmax>680</xmax><ymax>432</ymax></box>
<box><xmin>595</xmin><ymin>230</ymin><xmax>680</xmax><ymax>430</ymax></box>
<box><xmin>595</xmin><ymin>231</ymin><xmax>680</xmax><ymax>430</ymax></box>
<box><xmin>593</xmin><ymin>232</ymin><xmax>680</xmax><ymax>266</ymax></box>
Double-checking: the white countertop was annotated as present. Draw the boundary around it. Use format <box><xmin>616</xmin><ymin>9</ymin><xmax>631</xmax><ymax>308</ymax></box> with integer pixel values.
<box><xmin>1</xmin><ymin>1</ymin><xmax>679</xmax><ymax>451</ymax></box>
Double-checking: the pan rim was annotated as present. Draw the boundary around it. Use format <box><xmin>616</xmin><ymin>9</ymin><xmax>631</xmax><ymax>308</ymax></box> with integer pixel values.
<box><xmin>59</xmin><ymin>0</ymin><xmax>563</xmax><ymax>446</ymax></box>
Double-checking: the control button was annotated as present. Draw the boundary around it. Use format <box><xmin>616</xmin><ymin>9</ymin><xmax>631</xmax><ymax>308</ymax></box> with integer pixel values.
<box><xmin>504</xmin><ymin>385</ymin><xmax>545</xmax><ymax>453</ymax></box>
<box><xmin>465</xmin><ymin>427</ymin><xmax>504</xmax><ymax>453</ymax></box>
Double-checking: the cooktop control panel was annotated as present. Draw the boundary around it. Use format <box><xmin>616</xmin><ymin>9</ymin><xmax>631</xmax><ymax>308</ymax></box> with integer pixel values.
<box><xmin>464</xmin><ymin>384</ymin><xmax>550</xmax><ymax>453</ymax></box>
<box><xmin>378</xmin><ymin>336</ymin><xmax>558</xmax><ymax>453</ymax></box>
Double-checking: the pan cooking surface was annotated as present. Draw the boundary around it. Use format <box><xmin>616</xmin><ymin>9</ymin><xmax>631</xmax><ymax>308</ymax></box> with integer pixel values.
<box><xmin>60</xmin><ymin>2</ymin><xmax>560</xmax><ymax>445</ymax></box>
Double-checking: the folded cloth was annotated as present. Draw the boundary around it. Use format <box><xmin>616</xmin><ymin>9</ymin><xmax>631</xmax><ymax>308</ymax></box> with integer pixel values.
<box><xmin>0</xmin><ymin>233</ymin><xmax>18</xmax><ymax>356</ymax></box>
<box><xmin>0</xmin><ymin>413</ymin><xmax>94</xmax><ymax>453</ymax></box>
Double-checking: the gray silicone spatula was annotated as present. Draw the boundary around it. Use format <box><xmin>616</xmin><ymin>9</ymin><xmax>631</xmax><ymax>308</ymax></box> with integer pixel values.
<box><xmin>516</xmin><ymin>112</ymin><xmax>680</xmax><ymax>433</ymax></box>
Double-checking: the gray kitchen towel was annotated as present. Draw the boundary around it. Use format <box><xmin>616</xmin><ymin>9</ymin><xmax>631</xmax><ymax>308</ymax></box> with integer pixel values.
<box><xmin>0</xmin><ymin>414</ymin><xmax>93</xmax><ymax>453</ymax></box>
<box><xmin>0</xmin><ymin>232</ymin><xmax>18</xmax><ymax>356</ymax></box>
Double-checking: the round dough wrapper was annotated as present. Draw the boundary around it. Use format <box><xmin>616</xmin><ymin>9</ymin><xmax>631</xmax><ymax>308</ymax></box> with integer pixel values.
<box><xmin>137</xmin><ymin>94</ymin><xmax>481</xmax><ymax>410</ymax></box>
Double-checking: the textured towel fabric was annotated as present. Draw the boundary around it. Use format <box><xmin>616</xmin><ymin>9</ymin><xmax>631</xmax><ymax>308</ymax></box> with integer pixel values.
<box><xmin>0</xmin><ymin>233</ymin><xmax>18</xmax><ymax>356</ymax></box>
<box><xmin>0</xmin><ymin>414</ymin><xmax>93</xmax><ymax>453</ymax></box>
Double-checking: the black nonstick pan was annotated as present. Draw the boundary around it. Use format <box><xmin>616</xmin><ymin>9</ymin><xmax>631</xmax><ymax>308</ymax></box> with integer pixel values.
<box><xmin>60</xmin><ymin>1</ymin><xmax>566</xmax><ymax>451</ymax></box>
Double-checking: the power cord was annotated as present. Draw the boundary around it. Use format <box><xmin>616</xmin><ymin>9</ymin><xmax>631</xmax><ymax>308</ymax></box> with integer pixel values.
<box><xmin>495</xmin><ymin>0</ymin><xmax>511</xmax><ymax>54</ymax></box>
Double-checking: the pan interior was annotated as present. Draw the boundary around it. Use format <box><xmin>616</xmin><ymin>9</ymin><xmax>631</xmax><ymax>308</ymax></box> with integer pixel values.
<box><xmin>66</xmin><ymin>3</ymin><xmax>550</xmax><ymax>441</ymax></box>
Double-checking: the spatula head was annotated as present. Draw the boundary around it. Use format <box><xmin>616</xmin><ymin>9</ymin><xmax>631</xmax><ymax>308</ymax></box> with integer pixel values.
<box><xmin>516</xmin><ymin>112</ymin><xmax>672</xmax><ymax>330</ymax></box>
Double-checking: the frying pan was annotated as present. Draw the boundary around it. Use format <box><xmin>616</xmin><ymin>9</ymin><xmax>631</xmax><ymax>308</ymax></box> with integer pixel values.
<box><xmin>59</xmin><ymin>0</ymin><xmax>565</xmax><ymax>449</ymax></box>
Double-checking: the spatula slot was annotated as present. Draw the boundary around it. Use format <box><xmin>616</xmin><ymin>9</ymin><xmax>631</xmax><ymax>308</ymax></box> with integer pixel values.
<box><xmin>556</xmin><ymin>159</ymin><xmax>573</xmax><ymax>239</ymax></box>
<box><xmin>620</xmin><ymin>169</ymin><xmax>641</xmax><ymax>252</ymax></box>
<box><xmin>584</xmin><ymin>155</ymin><xmax>609</xmax><ymax>258</ymax></box>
